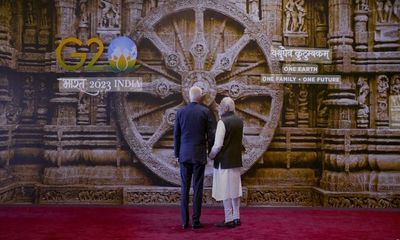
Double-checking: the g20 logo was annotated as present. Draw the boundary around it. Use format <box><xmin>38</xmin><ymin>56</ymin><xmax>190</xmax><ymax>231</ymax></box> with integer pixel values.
<box><xmin>56</xmin><ymin>36</ymin><xmax>139</xmax><ymax>72</ymax></box>
<box><xmin>107</xmin><ymin>36</ymin><xmax>139</xmax><ymax>72</ymax></box>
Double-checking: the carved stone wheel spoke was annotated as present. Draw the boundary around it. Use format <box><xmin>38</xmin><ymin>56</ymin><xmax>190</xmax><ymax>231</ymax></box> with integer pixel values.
<box><xmin>116</xmin><ymin>0</ymin><xmax>283</xmax><ymax>186</ymax></box>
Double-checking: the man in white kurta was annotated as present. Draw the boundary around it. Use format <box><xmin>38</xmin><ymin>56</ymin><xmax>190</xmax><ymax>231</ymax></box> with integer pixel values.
<box><xmin>209</xmin><ymin>97</ymin><xmax>243</xmax><ymax>228</ymax></box>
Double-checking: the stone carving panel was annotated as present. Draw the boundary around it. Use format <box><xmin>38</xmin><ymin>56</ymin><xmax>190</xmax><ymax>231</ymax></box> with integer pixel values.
<box><xmin>39</xmin><ymin>188</ymin><xmax>123</xmax><ymax>203</ymax></box>
<box><xmin>97</xmin><ymin>0</ymin><xmax>121</xmax><ymax>43</ymax></box>
<box><xmin>283</xmin><ymin>0</ymin><xmax>308</xmax><ymax>46</ymax></box>
<box><xmin>247</xmin><ymin>188</ymin><xmax>315</xmax><ymax>206</ymax></box>
<box><xmin>354</xmin><ymin>0</ymin><xmax>369</xmax><ymax>51</ymax></box>
<box><xmin>374</xmin><ymin>0</ymin><xmax>400</xmax><ymax>50</ymax></box>
<box><xmin>326</xmin><ymin>195</ymin><xmax>400</xmax><ymax>208</ymax></box>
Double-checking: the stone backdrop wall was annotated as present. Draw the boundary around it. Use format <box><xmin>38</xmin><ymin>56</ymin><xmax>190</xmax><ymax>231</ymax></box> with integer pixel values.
<box><xmin>0</xmin><ymin>0</ymin><xmax>399</xmax><ymax>208</ymax></box>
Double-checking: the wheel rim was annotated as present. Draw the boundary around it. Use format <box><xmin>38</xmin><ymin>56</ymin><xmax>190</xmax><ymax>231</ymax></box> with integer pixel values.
<box><xmin>115</xmin><ymin>0</ymin><xmax>283</xmax><ymax>186</ymax></box>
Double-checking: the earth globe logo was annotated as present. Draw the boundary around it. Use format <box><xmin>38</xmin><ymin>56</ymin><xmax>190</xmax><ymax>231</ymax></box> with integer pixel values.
<box><xmin>108</xmin><ymin>36</ymin><xmax>139</xmax><ymax>72</ymax></box>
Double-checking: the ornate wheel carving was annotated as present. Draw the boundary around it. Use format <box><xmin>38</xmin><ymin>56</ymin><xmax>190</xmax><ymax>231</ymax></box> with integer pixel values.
<box><xmin>115</xmin><ymin>0</ymin><xmax>283</xmax><ymax>186</ymax></box>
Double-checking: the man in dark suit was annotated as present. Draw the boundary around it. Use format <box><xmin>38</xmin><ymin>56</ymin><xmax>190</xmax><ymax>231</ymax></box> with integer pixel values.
<box><xmin>174</xmin><ymin>86</ymin><xmax>215</xmax><ymax>230</ymax></box>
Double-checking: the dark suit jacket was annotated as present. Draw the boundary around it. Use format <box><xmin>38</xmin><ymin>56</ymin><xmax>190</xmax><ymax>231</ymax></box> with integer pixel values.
<box><xmin>174</xmin><ymin>102</ymin><xmax>215</xmax><ymax>164</ymax></box>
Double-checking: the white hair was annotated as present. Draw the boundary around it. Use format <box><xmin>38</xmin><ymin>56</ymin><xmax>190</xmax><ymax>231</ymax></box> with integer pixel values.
<box><xmin>189</xmin><ymin>86</ymin><xmax>202</xmax><ymax>102</ymax></box>
<box><xmin>219</xmin><ymin>97</ymin><xmax>235</xmax><ymax>114</ymax></box>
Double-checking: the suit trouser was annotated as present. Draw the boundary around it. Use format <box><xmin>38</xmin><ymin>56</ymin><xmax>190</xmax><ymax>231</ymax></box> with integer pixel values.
<box><xmin>179</xmin><ymin>162</ymin><xmax>205</xmax><ymax>225</ymax></box>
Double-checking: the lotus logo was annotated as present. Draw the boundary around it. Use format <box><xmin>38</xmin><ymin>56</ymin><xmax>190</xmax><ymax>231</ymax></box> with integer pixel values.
<box><xmin>107</xmin><ymin>36</ymin><xmax>139</xmax><ymax>72</ymax></box>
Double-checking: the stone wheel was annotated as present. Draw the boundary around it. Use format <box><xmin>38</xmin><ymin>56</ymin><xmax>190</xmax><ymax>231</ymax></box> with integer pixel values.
<box><xmin>115</xmin><ymin>0</ymin><xmax>283</xmax><ymax>186</ymax></box>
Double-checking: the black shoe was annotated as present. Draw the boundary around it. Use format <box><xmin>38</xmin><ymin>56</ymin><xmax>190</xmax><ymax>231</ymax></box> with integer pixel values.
<box><xmin>215</xmin><ymin>221</ymin><xmax>235</xmax><ymax>228</ymax></box>
<box><xmin>192</xmin><ymin>222</ymin><xmax>204</xmax><ymax>229</ymax></box>
<box><xmin>233</xmin><ymin>219</ymin><xmax>241</xmax><ymax>226</ymax></box>
<box><xmin>182</xmin><ymin>223</ymin><xmax>189</xmax><ymax>229</ymax></box>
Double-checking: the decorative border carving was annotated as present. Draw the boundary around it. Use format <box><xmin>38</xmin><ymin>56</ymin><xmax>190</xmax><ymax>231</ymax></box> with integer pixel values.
<box><xmin>1</xmin><ymin>183</ymin><xmax>400</xmax><ymax>208</ymax></box>
<box><xmin>38</xmin><ymin>186</ymin><xmax>123</xmax><ymax>204</ymax></box>
<box><xmin>247</xmin><ymin>187</ymin><xmax>315</xmax><ymax>206</ymax></box>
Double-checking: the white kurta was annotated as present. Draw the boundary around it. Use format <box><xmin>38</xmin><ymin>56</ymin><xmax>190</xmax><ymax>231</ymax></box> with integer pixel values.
<box><xmin>211</xmin><ymin>120</ymin><xmax>242</xmax><ymax>201</ymax></box>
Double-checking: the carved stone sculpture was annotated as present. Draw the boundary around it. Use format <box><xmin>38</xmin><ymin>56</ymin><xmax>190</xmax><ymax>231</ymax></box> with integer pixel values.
<box><xmin>376</xmin><ymin>75</ymin><xmax>390</xmax><ymax>128</ymax></box>
<box><xmin>298</xmin><ymin>84</ymin><xmax>309</xmax><ymax>127</ymax></box>
<box><xmin>355</xmin><ymin>0</ymin><xmax>369</xmax><ymax>11</ymax></box>
<box><xmin>99</xmin><ymin>0</ymin><xmax>120</xmax><ymax>29</ymax></box>
<box><xmin>296</xmin><ymin>0</ymin><xmax>306</xmax><ymax>32</ymax></box>
<box><xmin>391</xmin><ymin>75</ymin><xmax>400</xmax><ymax>95</ymax></box>
<box><xmin>285</xmin><ymin>0</ymin><xmax>306</xmax><ymax>33</ymax></box>
<box><xmin>384</xmin><ymin>0</ymin><xmax>393</xmax><ymax>22</ymax></box>
<box><xmin>20</xmin><ymin>76</ymin><xmax>35</xmax><ymax>123</ymax></box>
<box><xmin>357</xmin><ymin>77</ymin><xmax>370</xmax><ymax>128</ymax></box>
<box><xmin>315</xmin><ymin>1</ymin><xmax>327</xmax><ymax>25</ymax></box>
<box><xmin>285</xmin><ymin>0</ymin><xmax>296</xmax><ymax>32</ymax></box>
<box><xmin>249</xmin><ymin>0</ymin><xmax>259</xmax><ymax>21</ymax></box>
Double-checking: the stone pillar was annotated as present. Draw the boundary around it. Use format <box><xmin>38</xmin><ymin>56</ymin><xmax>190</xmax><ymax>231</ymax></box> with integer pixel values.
<box><xmin>20</xmin><ymin>76</ymin><xmax>36</xmax><ymax>124</ymax></box>
<box><xmin>314</xmin><ymin>1</ymin><xmax>328</xmax><ymax>48</ymax></box>
<box><xmin>0</xmin><ymin>74</ymin><xmax>11</xmax><ymax>126</ymax></box>
<box><xmin>15</xmin><ymin>0</ymin><xmax>24</xmax><ymax>51</ymax></box>
<box><xmin>354</xmin><ymin>0</ymin><xmax>369</xmax><ymax>51</ymax></box>
<box><xmin>0</xmin><ymin>0</ymin><xmax>17</xmax><ymax>68</ymax></box>
<box><xmin>328</xmin><ymin>0</ymin><xmax>354</xmax><ymax>73</ymax></box>
<box><xmin>38</xmin><ymin>0</ymin><xmax>51</xmax><ymax>51</ymax></box>
<box><xmin>325</xmin><ymin>76</ymin><xmax>358</xmax><ymax>129</ymax></box>
<box><xmin>261</xmin><ymin>0</ymin><xmax>283</xmax><ymax>46</ymax></box>
<box><xmin>50</xmin><ymin>80</ymin><xmax>78</xmax><ymax>125</ymax></box>
<box><xmin>23</xmin><ymin>0</ymin><xmax>38</xmax><ymax>51</ymax></box>
<box><xmin>77</xmin><ymin>0</ymin><xmax>90</xmax><ymax>52</ymax></box>
<box><xmin>0</xmin><ymin>0</ymin><xmax>12</xmax><ymax>47</ymax></box>
<box><xmin>124</xmin><ymin>0</ymin><xmax>143</xmax><ymax>35</ymax></box>
<box><xmin>50</xmin><ymin>14</ymin><xmax>80</xmax><ymax>128</ymax></box>
<box><xmin>328</xmin><ymin>0</ymin><xmax>354</xmax><ymax>51</ymax></box>
<box><xmin>54</xmin><ymin>0</ymin><xmax>77</xmax><ymax>44</ymax></box>
<box><xmin>50</xmin><ymin>93</ymin><xmax>78</xmax><ymax>125</ymax></box>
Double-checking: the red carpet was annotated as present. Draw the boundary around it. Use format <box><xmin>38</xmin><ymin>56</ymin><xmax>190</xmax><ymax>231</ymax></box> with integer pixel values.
<box><xmin>0</xmin><ymin>206</ymin><xmax>399</xmax><ymax>240</ymax></box>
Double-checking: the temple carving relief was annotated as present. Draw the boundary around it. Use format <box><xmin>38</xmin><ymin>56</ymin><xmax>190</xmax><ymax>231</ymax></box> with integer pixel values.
<box><xmin>0</xmin><ymin>0</ymin><xmax>399</xmax><ymax>207</ymax></box>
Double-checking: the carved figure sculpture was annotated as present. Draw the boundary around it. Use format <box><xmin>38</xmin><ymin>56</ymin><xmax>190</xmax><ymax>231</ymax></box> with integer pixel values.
<box><xmin>377</xmin><ymin>0</ymin><xmax>384</xmax><ymax>22</ymax></box>
<box><xmin>295</xmin><ymin>0</ymin><xmax>306</xmax><ymax>32</ymax></box>
<box><xmin>356</xmin><ymin>0</ymin><xmax>369</xmax><ymax>11</ymax></box>
<box><xmin>392</xmin><ymin>76</ymin><xmax>400</xmax><ymax>95</ymax></box>
<box><xmin>79</xmin><ymin>0</ymin><xmax>89</xmax><ymax>26</ymax></box>
<box><xmin>26</xmin><ymin>0</ymin><xmax>35</xmax><ymax>25</ymax></box>
<box><xmin>285</xmin><ymin>0</ymin><xmax>296</xmax><ymax>32</ymax></box>
<box><xmin>249</xmin><ymin>0</ymin><xmax>259</xmax><ymax>20</ymax></box>
<box><xmin>40</xmin><ymin>0</ymin><xmax>48</xmax><ymax>27</ymax></box>
<box><xmin>357</xmin><ymin>77</ymin><xmax>370</xmax><ymax>118</ymax></box>
<box><xmin>384</xmin><ymin>0</ymin><xmax>393</xmax><ymax>22</ymax></box>
<box><xmin>99</xmin><ymin>0</ymin><xmax>120</xmax><ymax>28</ymax></box>
<box><xmin>315</xmin><ymin>2</ymin><xmax>326</xmax><ymax>25</ymax></box>
<box><xmin>394</xmin><ymin>0</ymin><xmax>400</xmax><ymax>19</ymax></box>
